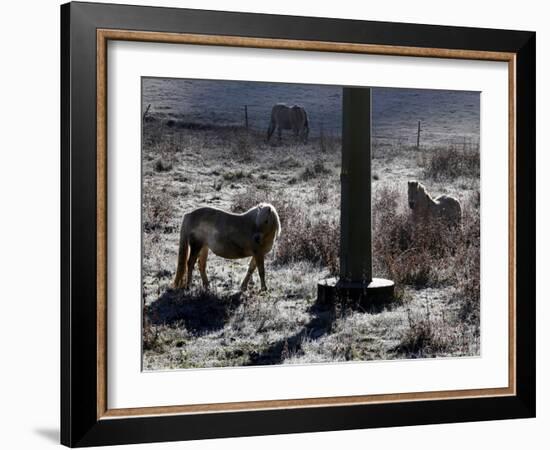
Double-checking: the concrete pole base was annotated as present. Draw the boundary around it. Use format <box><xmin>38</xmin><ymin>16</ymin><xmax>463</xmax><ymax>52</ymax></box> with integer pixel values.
<box><xmin>317</xmin><ymin>277</ymin><xmax>395</xmax><ymax>308</ymax></box>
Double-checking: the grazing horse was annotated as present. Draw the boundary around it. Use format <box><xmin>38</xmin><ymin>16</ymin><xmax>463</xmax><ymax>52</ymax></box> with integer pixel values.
<box><xmin>407</xmin><ymin>181</ymin><xmax>462</xmax><ymax>226</ymax></box>
<box><xmin>173</xmin><ymin>203</ymin><xmax>281</xmax><ymax>292</ymax></box>
<box><xmin>266</xmin><ymin>104</ymin><xmax>309</xmax><ymax>143</ymax></box>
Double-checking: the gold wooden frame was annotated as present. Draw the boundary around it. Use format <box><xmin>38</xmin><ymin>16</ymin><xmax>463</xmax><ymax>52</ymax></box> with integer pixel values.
<box><xmin>96</xmin><ymin>29</ymin><xmax>516</xmax><ymax>420</ymax></box>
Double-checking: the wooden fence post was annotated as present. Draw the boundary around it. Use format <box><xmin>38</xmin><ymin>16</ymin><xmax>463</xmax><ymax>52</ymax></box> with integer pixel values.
<box><xmin>143</xmin><ymin>104</ymin><xmax>151</xmax><ymax>122</ymax></box>
<box><xmin>416</xmin><ymin>120</ymin><xmax>421</xmax><ymax>149</ymax></box>
<box><xmin>244</xmin><ymin>105</ymin><xmax>249</xmax><ymax>131</ymax></box>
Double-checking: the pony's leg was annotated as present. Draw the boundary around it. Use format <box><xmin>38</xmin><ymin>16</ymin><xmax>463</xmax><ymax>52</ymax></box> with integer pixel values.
<box><xmin>277</xmin><ymin>127</ymin><xmax>282</xmax><ymax>142</ymax></box>
<box><xmin>186</xmin><ymin>244</ymin><xmax>201</xmax><ymax>289</ymax></box>
<box><xmin>256</xmin><ymin>254</ymin><xmax>267</xmax><ymax>291</ymax></box>
<box><xmin>240</xmin><ymin>257</ymin><xmax>257</xmax><ymax>291</ymax></box>
<box><xmin>198</xmin><ymin>246</ymin><xmax>209</xmax><ymax>289</ymax></box>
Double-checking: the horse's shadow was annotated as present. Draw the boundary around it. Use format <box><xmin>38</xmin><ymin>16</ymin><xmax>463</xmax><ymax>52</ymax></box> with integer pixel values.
<box><xmin>246</xmin><ymin>297</ymin><xmax>338</xmax><ymax>366</ymax></box>
<box><xmin>146</xmin><ymin>288</ymin><xmax>243</xmax><ymax>335</ymax></box>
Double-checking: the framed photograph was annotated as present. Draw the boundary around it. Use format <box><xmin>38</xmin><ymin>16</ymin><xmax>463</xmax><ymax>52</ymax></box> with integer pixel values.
<box><xmin>61</xmin><ymin>1</ymin><xmax>536</xmax><ymax>447</ymax></box>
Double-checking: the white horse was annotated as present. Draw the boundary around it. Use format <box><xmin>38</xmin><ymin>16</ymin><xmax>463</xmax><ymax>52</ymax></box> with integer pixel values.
<box><xmin>173</xmin><ymin>203</ymin><xmax>281</xmax><ymax>291</ymax></box>
<box><xmin>266</xmin><ymin>104</ymin><xmax>309</xmax><ymax>143</ymax></box>
<box><xmin>407</xmin><ymin>181</ymin><xmax>462</xmax><ymax>226</ymax></box>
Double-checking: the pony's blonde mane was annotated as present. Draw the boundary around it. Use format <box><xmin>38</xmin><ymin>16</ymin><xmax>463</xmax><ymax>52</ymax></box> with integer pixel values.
<box><xmin>414</xmin><ymin>182</ymin><xmax>436</xmax><ymax>204</ymax></box>
<box><xmin>255</xmin><ymin>202</ymin><xmax>281</xmax><ymax>239</ymax></box>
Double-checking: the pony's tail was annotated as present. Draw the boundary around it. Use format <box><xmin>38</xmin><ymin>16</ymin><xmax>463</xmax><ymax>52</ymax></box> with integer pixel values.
<box><xmin>173</xmin><ymin>226</ymin><xmax>189</xmax><ymax>289</ymax></box>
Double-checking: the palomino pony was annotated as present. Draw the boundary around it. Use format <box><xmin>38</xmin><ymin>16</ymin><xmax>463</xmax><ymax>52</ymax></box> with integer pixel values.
<box><xmin>173</xmin><ymin>203</ymin><xmax>281</xmax><ymax>291</ymax></box>
<box><xmin>407</xmin><ymin>181</ymin><xmax>462</xmax><ymax>226</ymax></box>
<box><xmin>266</xmin><ymin>104</ymin><xmax>309</xmax><ymax>143</ymax></box>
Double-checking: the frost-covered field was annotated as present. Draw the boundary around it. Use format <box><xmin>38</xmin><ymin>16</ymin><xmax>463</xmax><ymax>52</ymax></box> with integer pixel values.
<box><xmin>142</xmin><ymin>116</ymin><xmax>480</xmax><ymax>370</ymax></box>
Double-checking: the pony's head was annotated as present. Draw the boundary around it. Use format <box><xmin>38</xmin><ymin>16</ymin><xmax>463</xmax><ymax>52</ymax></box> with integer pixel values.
<box><xmin>255</xmin><ymin>203</ymin><xmax>281</xmax><ymax>239</ymax></box>
<box><xmin>407</xmin><ymin>180</ymin><xmax>425</xmax><ymax>210</ymax></box>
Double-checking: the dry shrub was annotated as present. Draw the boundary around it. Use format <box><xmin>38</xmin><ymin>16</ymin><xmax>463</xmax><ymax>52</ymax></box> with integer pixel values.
<box><xmin>301</xmin><ymin>158</ymin><xmax>331</xmax><ymax>181</ymax></box>
<box><xmin>372</xmin><ymin>187</ymin><xmax>478</xmax><ymax>290</ymax></box>
<box><xmin>317</xmin><ymin>127</ymin><xmax>340</xmax><ymax>154</ymax></box>
<box><xmin>154</xmin><ymin>158</ymin><xmax>173</xmax><ymax>172</ymax></box>
<box><xmin>373</xmin><ymin>187</ymin><xmax>480</xmax><ymax>337</ymax></box>
<box><xmin>453</xmin><ymin>199</ymin><xmax>481</xmax><ymax>325</ymax></box>
<box><xmin>423</xmin><ymin>146</ymin><xmax>480</xmax><ymax>180</ymax></box>
<box><xmin>231</xmin><ymin>189</ymin><xmax>267</xmax><ymax>214</ymax></box>
<box><xmin>231</xmin><ymin>189</ymin><xmax>339</xmax><ymax>275</ymax></box>
<box><xmin>143</xmin><ymin>189</ymin><xmax>174</xmax><ymax>232</ymax></box>
<box><xmin>395</xmin><ymin>304</ymin><xmax>453</xmax><ymax>358</ymax></box>
<box><xmin>277</xmin><ymin>156</ymin><xmax>302</xmax><ymax>169</ymax></box>
<box><xmin>143</xmin><ymin>117</ymin><xmax>165</xmax><ymax>147</ymax></box>
<box><xmin>232</xmin><ymin>130</ymin><xmax>253</xmax><ymax>162</ymax></box>
<box><xmin>143</xmin><ymin>288</ymin><xmax>162</xmax><ymax>352</ymax></box>
<box><xmin>373</xmin><ymin>188</ymin><xmax>441</xmax><ymax>287</ymax></box>
<box><xmin>142</xmin><ymin>311</ymin><xmax>161</xmax><ymax>352</ymax></box>
<box><xmin>276</xmin><ymin>214</ymin><xmax>339</xmax><ymax>275</ymax></box>
<box><xmin>315</xmin><ymin>181</ymin><xmax>329</xmax><ymax>204</ymax></box>
<box><xmin>319</xmin><ymin>124</ymin><xmax>328</xmax><ymax>153</ymax></box>
<box><xmin>395</xmin><ymin>294</ymin><xmax>480</xmax><ymax>359</ymax></box>
<box><xmin>223</xmin><ymin>169</ymin><xmax>251</xmax><ymax>181</ymax></box>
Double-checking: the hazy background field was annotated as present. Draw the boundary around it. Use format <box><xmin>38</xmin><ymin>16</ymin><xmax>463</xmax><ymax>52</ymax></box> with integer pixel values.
<box><xmin>141</xmin><ymin>79</ymin><xmax>481</xmax><ymax>370</ymax></box>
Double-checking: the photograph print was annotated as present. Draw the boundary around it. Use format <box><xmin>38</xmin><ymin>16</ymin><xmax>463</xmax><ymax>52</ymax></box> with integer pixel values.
<box><xmin>141</xmin><ymin>77</ymin><xmax>480</xmax><ymax>371</ymax></box>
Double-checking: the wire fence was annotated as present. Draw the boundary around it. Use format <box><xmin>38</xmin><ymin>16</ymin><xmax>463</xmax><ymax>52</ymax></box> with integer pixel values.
<box><xmin>145</xmin><ymin>102</ymin><xmax>480</xmax><ymax>150</ymax></box>
<box><xmin>239</xmin><ymin>104</ymin><xmax>479</xmax><ymax>149</ymax></box>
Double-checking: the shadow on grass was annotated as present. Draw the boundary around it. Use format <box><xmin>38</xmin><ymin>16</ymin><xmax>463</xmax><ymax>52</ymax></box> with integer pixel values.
<box><xmin>246</xmin><ymin>298</ymin><xmax>337</xmax><ymax>366</ymax></box>
<box><xmin>146</xmin><ymin>288</ymin><xmax>243</xmax><ymax>335</ymax></box>
<box><xmin>244</xmin><ymin>292</ymin><xmax>400</xmax><ymax>366</ymax></box>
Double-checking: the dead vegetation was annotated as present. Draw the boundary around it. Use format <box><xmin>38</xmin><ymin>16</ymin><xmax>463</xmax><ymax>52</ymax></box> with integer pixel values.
<box><xmin>373</xmin><ymin>187</ymin><xmax>480</xmax><ymax>291</ymax></box>
<box><xmin>421</xmin><ymin>145</ymin><xmax>480</xmax><ymax>180</ymax></box>
<box><xmin>300</xmin><ymin>158</ymin><xmax>331</xmax><ymax>181</ymax></box>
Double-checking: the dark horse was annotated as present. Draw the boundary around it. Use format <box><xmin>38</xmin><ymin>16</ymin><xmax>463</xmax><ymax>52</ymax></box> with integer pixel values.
<box><xmin>266</xmin><ymin>104</ymin><xmax>309</xmax><ymax>143</ymax></box>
